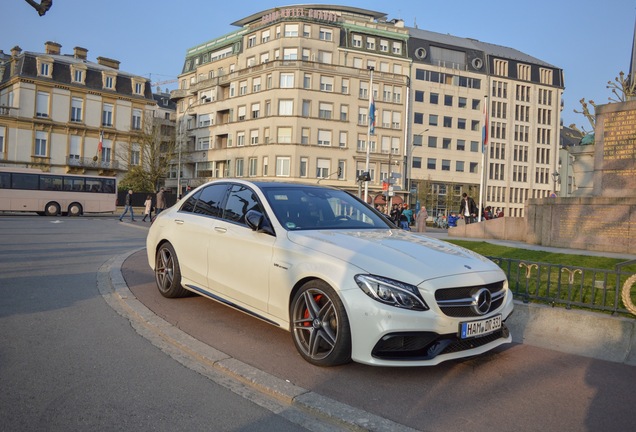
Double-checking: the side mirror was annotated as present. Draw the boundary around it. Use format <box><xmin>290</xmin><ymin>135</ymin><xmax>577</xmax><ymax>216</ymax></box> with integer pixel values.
<box><xmin>245</xmin><ymin>210</ymin><xmax>275</xmax><ymax>235</ymax></box>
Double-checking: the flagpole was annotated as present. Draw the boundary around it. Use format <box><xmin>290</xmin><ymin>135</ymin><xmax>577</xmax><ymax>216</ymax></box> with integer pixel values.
<box><xmin>364</xmin><ymin>66</ymin><xmax>374</xmax><ymax>203</ymax></box>
<box><xmin>478</xmin><ymin>95</ymin><xmax>488</xmax><ymax>222</ymax></box>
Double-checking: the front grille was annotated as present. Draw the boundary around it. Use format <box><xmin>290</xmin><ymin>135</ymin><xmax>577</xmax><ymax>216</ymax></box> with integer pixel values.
<box><xmin>435</xmin><ymin>281</ymin><xmax>506</xmax><ymax>318</ymax></box>
<box><xmin>371</xmin><ymin>325</ymin><xmax>509</xmax><ymax>361</ymax></box>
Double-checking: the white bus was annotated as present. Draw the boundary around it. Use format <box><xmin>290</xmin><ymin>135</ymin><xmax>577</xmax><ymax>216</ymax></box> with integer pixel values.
<box><xmin>0</xmin><ymin>167</ymin><xmax>117</xmax><ymax>216</ymax></box>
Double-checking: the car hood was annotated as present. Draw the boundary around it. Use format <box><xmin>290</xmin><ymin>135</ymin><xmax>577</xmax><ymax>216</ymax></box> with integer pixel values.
<box><xmin>287</xmin><ymin>229</ymin><xmax>500</xmax><ymax>285</ymax></box>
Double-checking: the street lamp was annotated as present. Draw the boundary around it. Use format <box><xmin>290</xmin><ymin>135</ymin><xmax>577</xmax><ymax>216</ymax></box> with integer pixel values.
<box><xmin>405</xmin><ymin>128</ymin><xmax>428</xmax><ymax>206</ymax></box>
<box><xmin>551</xmin><ymin>171</ymin><xmax>560</xmax><ymax>196</ymax></box>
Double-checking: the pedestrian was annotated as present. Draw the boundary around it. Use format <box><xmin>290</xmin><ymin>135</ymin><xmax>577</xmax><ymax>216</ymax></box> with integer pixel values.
<box><xmin>155</xmin><ymin>187</ymin><xmax>166</xmax><ymax>215</ymax></box>
<box><xmin>459</xmin><ymin>192</ymin><xmax>477</xmax><ymax>224</ymax></box>
<box><xmin>390</xmin><ymin>204</ymin><xmax>400</xmax><ymax>226</ymax></box>
<box><xmin>119</xmin><ymin>190</ymin><xmax>136</xmax><ymax>222</ymax></box>
<box><xmin>141</xmin><ymin>195</ymin><xmax>153</xmax><ymax>222</ymax></box>
<box><xmin>448</xmin><ymin>211</ymin><xmax>460</xmax><ymax>228</ymax></box>
<box><xmin>415</xmin><ymin>206</ymin><xmax>428</xmax><ymax>232</ymax></box>
<box><xmin>401</xmin><ymin>204</ymin><xmax>413</xmax><ymax>227</ymax></box>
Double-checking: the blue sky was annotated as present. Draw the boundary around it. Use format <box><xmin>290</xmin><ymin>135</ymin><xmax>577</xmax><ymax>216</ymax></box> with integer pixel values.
<box><xmin>2</xmin><ymin>0</ymin><xmax>634</xmax><ymax>128</ymax></box>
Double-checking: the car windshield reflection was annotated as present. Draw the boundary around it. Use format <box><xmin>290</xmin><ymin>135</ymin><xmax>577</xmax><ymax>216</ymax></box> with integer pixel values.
<box><xmin>261</xmin><ymin>185</ymin><xmax>391</xmax><ymax>231</ymax></box>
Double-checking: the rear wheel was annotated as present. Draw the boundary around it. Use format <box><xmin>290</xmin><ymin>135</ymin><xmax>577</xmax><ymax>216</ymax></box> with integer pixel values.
<box><xmin>154</xmin><ymin>242</ymin><xmax>189</xmax><ymax>298</ymax></box>
<box><xmin>67</xmin><ymin>202</ymin><xmax>82</xmax><ymax>216</ymax></box>
<box><xmin>44</xmin><ymin>202</ymin><xmax>60</xmax><ymax>216</ymax></box>
<box><xmin>290</xmin><ymin>280</ymin><xmax>351</xmax><ymax>367</ymax></box>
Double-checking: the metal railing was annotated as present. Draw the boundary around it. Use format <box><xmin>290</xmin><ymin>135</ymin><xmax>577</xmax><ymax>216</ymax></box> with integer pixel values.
<box><xmin>489</xmin><ymin>257</ymin><xmax>636</xmax><ymax>316</ymax></box>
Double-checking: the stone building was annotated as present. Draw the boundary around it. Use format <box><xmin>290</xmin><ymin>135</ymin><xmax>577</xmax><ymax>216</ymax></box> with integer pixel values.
<box><xmin>0</xmin><ymin>42</ymin><xmax>158</xmax><ymax>182</ymax></box>
<box><xmin>168</xmin><ymin>5</ymin><xmax>563</xmax><ymax>217</ymax></box>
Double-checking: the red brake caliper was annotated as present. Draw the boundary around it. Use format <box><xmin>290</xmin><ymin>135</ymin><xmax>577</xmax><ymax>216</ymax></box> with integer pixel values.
<box><xmin>302</xmin><ymin>294</ymin><xmax>323</xmax><ymax>326</ymax></box>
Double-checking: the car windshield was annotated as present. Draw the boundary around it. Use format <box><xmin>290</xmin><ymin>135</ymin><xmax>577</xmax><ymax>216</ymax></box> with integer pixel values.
<box><xmin>261</xmin><ymin>185</ymin><xmax>392</xmax><ymax>231</ymax></box>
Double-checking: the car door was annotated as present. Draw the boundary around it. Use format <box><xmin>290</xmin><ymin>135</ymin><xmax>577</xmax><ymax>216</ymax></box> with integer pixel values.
<box><xmin>171</xmin><ymin>183</ymin><xmax>229</xmax><ymax>290</ymax></box>
<box><xmin>206</xmin><ymin>183</ymin><xmax>276</xmax><ymax>314</ymax></box>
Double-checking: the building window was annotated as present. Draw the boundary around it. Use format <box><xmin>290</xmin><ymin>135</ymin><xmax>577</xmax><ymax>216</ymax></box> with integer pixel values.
<box><xmin>444</xmin><ymin>95</ymin><xmax>453</xmax><ymax>106</ymax></box>
<box><xmin>300</xmin><ymin>157</ymin><xmax>308</xmax><ymax>177</ymax></box>
<box><xmin>36</xmin><ymin>91</ymin><xmax>49</xmax><ymax>118</ymax></box>
<box><xmin>317</xmin><ymin>129</ymin><xmax>332</xmax><ymax>146</ymax></box>
<box><xmin>443</xmin><ymin>116</ymin><xmax>452</xmax><ymax>128</ymax></box>
<box><xmin>457</xmin><ymin>139</ymin><xmax>466</xmax><ymax>151</ymax></box>
<box><xmin>302</xmin><ymin>100</ymin><xmax>311</xmax><ymax>117</ymax></box>
<box><xmin>283</xmin><ymin>48</ymin><xmax>298</xmax><ymax>60</ymax></box>
<box><xmin>442</xmin><ymin>138</ymin><xmax>451</xmax><ymax>149</ymax></box>
<box><xmin>316</xmin><ymin>158</ymin><xmax>330</xmax><ymax>178</ymax></box>
<box><xmin>412</xmin><ymin>157</ymin><xmax>422</xmax><ymax>169</ymax></box>
<box><xmin>456</xmin><ymin>161</ymin><xmax>465</xmax><ymax>172</ymax></box>
<box><xmin>261</xmin><ymin>30</ymin><xmax>270</xmax><ymax>43</ymax></box>
<box><xmin>277</xmin><ymin>127</ymin><xmax>292</xmax><ymax>143</ymax></box>
<box><xmin>352</xmin><ymin>35</ymin><xmax>362</xmax><ymax>47</ymax></box>
<box><xmin>235</xmin><ymin>159</ymin><xmax>244</xmax><ymax>177</ymax></box>
<box><xmin>131</xmin><ymin>144</ymin><xmax>140</xmax><ymax>166</ymax></box>
<box><xmin>104</xmin><ymin>75</ymin><xmax>115</xmax><ymax>89</ymax></box>
<box><xmin>429</xmin><ymin>114</ymin><xmax>438</xmax><ymax>126</ymax></box>
<box><xmin>252</xmin><ymin>77</ymin><xmax>261</xmax><ymax>92</ymax></box>
<box><xmin>276</xmin><ymin>157</ymin><xmax>291</xmax><ymax>176</ymax></box>
<box><xmin>250</xmin><ymin>129</ymin><xmax>259</xmax><ymax>145</ymax></box>
<box><xmin>415</xmin><ymin>91</ymin><xmax>424</xmax><ymax>103</ymax></box>
<box><xmin>102</xmin><ymin>103</ymin><xmax>113</xmax><ymax>127</ymax></box>
<box><xmin>280</xmin><ymin>73</ymin><xmax>294</xmax><ymax>88</ymax></box>
<box><xmin>442</xmin><ymin>159</ymin><xmax>451</xmax><ymax>171</ymax></box>
<box><xmin>318</xmin><ymin>103</ymin><xmax>332</xmax><ymax>119</ymax></box>
<box><xmin>239</xmin><ymin>80</ymin><xmax>247</xmax><ymax>95</ymax></box>
<box><xmin>341</xmin><ymin>78</ymin><xmax>349</xmax><ymax>94</ymax></box>
<box><xmin>379</xmin><ymin>40</ymin><xmax>388</xmax><ymax>52</ymax></box>
<box><xmin>236</xmin><ymin>132</ymin><xmax>245</xmax><ymax>147</ymax></box>
<box><xmin>338</xmin><ymin>160</ymin><xmax>346</xmax><ymax>179</ymax></box>
<box><xmin>134</xmin><ymin>82</ymin><xmax>143</xmax><ymax>95</ymax></box>
<box><xmin>251</xmin><ymin>103</ymin><xmax>260</xmax><ymax>119</ymax></box>
<box><xmin>430</xmin><ymin>93</ymin><xmax>439</xmax><ymax>104</ymax></box>
<box><xmin>320</xmin><ymin>76</ymin><xmax>334</xmax><ymax>92</ymax></box>
<box><xmin>35</xmin><ymin>131</ymin><xmax>47</xmax><ymax>157</ymax></box>
<box><xmin>301</xmin><ymin>128</ymin><xmax>310</xmax><ymax>144</ymax></box>
<box><xmin>303</xmin><ymin>74</ymin><xmax>311</xmax><ymax>89</ymax></box>
<box><xmin>248</xmin><ymin>157</ymin><xmax>258</xmax><ymax>176</ymax></box>
<box><xmin>284</xmin><ymin>24</ymin><xmax>299</xmax><ymax>37</ymax></box>
<box><xmin>319</xmin><ymin>28</ymin><xmax>332</xmax><ymax>41</ymax></box>
<box><xmin>414</xmin><ymin>113</ymin><xmax>423</xmax><ymax>124</ymax></box>
<box><xmin>457</xmin><ymin>118</ymin><xmax>466</xmax><ymax>129</ymax></box>
<box><xmin>427</xmin><ymin>158</ymin><xmax>436</xmax><ymax>170</ymax></box>
<box><xmin>132</xmin><ymin>109</ymin><xmax>142</xmax><ymax>130</ymax></box>
<box><xmin>71</xmin><ymin>97</ymin><xmax>83</xmax><ymax>122</ymax></box>
<box><xmin>428</xmin><ymin>136</ymin><xmax>437</xmax><ymax>148</ymax></box>
<box><xmin>339</xmin><ymin>131</ymin><xmax>347</xmax><ymax>147</ymax></box>
<box><xmin>263</xmin><ymin>156</ymin><xmax>269</xmax><ymax>176</ymax></box>
<box><xmin>278</xmin><ymin>100</ymin><xmax>293</xmax><ymax>116</ymax></box>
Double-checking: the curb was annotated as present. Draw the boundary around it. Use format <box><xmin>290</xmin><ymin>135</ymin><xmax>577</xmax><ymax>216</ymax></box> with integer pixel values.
<box><xmin>99</xmin><ymin>248</ymin><xmax>419</xmax><ymax>432</ymax></box>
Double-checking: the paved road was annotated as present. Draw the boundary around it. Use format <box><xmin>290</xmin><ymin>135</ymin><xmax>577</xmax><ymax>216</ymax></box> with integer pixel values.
<box><xmin>124</xmin><ymin>228</ymin><xmax>636</xmax><ymax>432</ymax></box>
<box><xmin>0</xmin><ymin>215</ymin><xmax>339</xmax><ymax>432</ymax></box>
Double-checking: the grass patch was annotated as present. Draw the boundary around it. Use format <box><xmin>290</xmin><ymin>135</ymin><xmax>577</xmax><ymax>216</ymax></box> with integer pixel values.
<box><xmin>445</xmin><ymin>240</ymin><xmax>636</xmax><ymax>316</ymax></box>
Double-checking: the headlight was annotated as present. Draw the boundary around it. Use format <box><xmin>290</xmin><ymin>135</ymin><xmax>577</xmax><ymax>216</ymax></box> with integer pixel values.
<box><xmin>354</xmin><ymin>274</ymin><xmax>429</xmax><ymax>311</ymax></box>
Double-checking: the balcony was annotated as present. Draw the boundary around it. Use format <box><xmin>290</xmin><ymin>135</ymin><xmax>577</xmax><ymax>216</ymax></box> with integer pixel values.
<box><xmin>66</xmin><ymin>156</ymin><xmax>120</xmax><ymax>171</ymax></box>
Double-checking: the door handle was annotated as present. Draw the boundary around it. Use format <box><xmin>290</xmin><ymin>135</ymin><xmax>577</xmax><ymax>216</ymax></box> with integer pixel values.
<box><xmin>174</xmin><ymin>219</ymin><xmax>184</xmax><ymax>225</ymax></box>
<box><xmin>214</xmin><ymin>226</ymin><xmax>227</xmax><ymax>233</ymax></box>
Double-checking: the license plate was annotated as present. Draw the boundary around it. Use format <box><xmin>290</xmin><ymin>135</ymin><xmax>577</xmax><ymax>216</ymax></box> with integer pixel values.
<box><xmin>460</xmin><ymin>315</ymin><xmax>502</xmax><ymax>339</ymax></box>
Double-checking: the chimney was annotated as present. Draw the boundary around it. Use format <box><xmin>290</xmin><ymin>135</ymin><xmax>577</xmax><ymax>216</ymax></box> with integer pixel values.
<box><xmin>44</xmin><ymin>41</ymin><xmax>62</xmax><ymax>55</ymax></box>
<box><xmin>73</xmin><ymin>46</ymin><xmax>88</xmax><ymax>60</ymax></box>
<box><xmin>11</xmin><ymin>46</ymin><xmax>22</xmax><ymax>57</ymax></box>
<box><xmin>96</xmin><ymin>56</ymin><xmax>120</xmax><ymax>70</ymax></box>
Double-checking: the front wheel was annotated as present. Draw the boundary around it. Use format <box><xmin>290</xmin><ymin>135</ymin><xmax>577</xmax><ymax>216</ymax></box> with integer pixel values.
<box><xmin>290</xmin><ymin>281</ymin><xmax>351</xmax><ymax>367</ymax></box>
<box><xmin>155</xmin><ymin>243</ymin><xmax>189</xmax><ymax>298</ymax></box>
<box><xmin>621</xmin><ymin>274</ymin><xmax>636</xmax><ymax>316</ymax></box>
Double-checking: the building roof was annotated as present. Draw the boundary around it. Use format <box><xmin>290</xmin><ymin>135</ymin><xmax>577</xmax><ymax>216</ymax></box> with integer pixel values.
<box><xmin>230</xmin><ymin>4</ymin><xmax>387</xmax><ymax>27</ymax></box>
<box><xmin>408</xmin><ymin>27</ymin><xmax>556</xmax><ymax>68</ymax></box>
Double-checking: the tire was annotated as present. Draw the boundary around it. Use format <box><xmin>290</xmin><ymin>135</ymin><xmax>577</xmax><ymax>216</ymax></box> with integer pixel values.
<box><xmin>290</xmin><ymin>280</ymin><xmax>351</xmax><ymax>367</ymax></box>
<box><xmin>67</xmin><ymin>203</ymin><xmax>82</xmax><ymax>217</ymax></box>
<box><xmin>621</xmin><ymin>274</ymin><xmax>636</xmax><ymax>316</ymax></box>
<box><xmin>154</xmin><ymin>242</ymin><xmax>189</xmax><ymax>298</ymax></box>
<box><xmin>44</xmin><ymin>202</ymin><xmax>60</xmax><ymax>216</ymax></box>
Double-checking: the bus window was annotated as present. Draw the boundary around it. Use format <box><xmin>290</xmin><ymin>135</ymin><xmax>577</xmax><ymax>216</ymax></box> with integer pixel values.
<box><xmin>40</xmin><ymin>175</ymin><xmax>63</xmax><ymax>191</ymax></box>
<box><xmin>64</xmin><ymin>177</ymin><xmax>85</xmax><ymax>192</ymax></box>
<box><xmin>12</xmin><ymin>173</ymin><xmax>39</xmax><ymax>190</ymax></box>
<box><xmin>0</xmin><ymin>173</ymin><xmax>9</xmax><ymax>189</ymax></box>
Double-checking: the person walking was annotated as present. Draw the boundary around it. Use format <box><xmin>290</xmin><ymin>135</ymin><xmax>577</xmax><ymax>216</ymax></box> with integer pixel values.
<box><xmin>119</xmin><ymin>190</ymin><xmax>136</xmax><ymax>222</ymax></box>
<box><xmin>155</xmin><ymin>187</ymin><xmax>166</xmax><ymax>215</ymax></box>
<box><xmin>459</xmin><ymin>192</ymin><xmax>477</xmax><ymax>224</ymax></box>
<box><xmin>141</xmin><ymin>195</ymin><xmax>153</xmax><ymax>222</ymax></box>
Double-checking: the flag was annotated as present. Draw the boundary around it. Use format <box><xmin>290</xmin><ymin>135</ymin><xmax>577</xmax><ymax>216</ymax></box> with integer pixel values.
<box><xmin>98</xmin><ymin>131</ymin><xmax>103</xmax><ymax>153</ymax></box>
<box><xmin>482</xmin><ymin>98</ymin><xmax>489</xmax><ymax>153</ymax></box>
<box><xmin>369</xmin><ymin>93</ymin><xmax>376</xmax><ymax>135</ymax></box>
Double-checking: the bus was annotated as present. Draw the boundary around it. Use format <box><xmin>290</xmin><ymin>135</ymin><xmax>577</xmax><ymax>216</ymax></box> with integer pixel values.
<box><xmin>0</xmin><ymin>167</ymin><xmax>117</xmax><ymax>216</ymax></box>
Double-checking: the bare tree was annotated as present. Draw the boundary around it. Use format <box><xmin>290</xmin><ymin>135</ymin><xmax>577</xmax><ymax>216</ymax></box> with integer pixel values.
<box><xmin>573</xmin><ymin>71</ymin><xmax>636</xmax><ymax>134</ymax></box>
<box><xmin>116</xmin><ymin>112</ymin><xmax>176</xmax><ymax>192</ymax></box>
<box><xmin>24</xmin><ymin>0</ymin><xmax>52</xmax><ymax>16</ymax></box>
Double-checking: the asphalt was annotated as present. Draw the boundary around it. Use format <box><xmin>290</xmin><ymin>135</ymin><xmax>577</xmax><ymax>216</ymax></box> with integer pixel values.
<box><xmin>103</xmin><ymin>223</ymin><xmax>636</xmax><ymax>432</ymax></box>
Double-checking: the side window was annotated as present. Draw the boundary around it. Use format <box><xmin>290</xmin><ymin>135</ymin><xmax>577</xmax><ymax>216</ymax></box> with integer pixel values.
<box><xmin>193</xmin><ymin>184</ymin><xmax>228</xmax><ymax>217</ymax></box>
<box><xmin>224</xmin><ymin>184</ymin><xmax>261</xmax><ymax>225</ymax></box>
<box><xmin>180</xmin><ymin>190</ymin><xmax>201</xmax><ymax>213</ymax></box>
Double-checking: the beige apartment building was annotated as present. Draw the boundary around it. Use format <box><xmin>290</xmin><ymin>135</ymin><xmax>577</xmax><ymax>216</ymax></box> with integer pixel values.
<box><xmin>169</xmin><ymin>4</ymin><xmax>563</xmax><ymax>217</ymax></box>
<box><xmin>0</xmin><ymin>42</ymin><xmax>158</xmax><ymax>180</ymax></box>
<box><xmin>169</xmin><ymin>5</ymin><xmax>411</xmax><ymax>209</ymax></box>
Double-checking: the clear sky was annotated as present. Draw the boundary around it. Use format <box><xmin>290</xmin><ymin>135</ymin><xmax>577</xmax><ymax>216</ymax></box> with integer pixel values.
<box><xmin>2</xmin><ymin>0</ymin><xmax>634</xmax><ymax>129</ymax></box>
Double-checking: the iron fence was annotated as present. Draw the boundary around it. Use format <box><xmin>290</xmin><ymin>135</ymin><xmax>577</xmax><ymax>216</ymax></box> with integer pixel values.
<box><xmin>488</xmin><ymin>257</ymin><xmax>636</xmax><ymax>317</ymax></box>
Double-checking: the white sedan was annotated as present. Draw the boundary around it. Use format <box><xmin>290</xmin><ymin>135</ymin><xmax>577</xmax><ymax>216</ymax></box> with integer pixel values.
<box><xmin>146</xmin><ymin>180</ymin><xmax>514</xmax><ymax>367</ymax></box>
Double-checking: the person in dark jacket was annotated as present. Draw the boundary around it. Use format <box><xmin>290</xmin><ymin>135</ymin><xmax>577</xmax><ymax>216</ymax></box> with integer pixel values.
<box><xmin>119</xmin><ymin>190</ymin><xmax>136</xmax><ymax>222</ymax></box>
<box><xmin>459</xmin><ymin>193</ymin><xmax>477</xmax><ymax>224</ymax></box>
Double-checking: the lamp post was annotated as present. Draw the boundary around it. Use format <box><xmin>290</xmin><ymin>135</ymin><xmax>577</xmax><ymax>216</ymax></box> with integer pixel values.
<box><xmin>551</xmin><ymin>171</ymin><xmax>560</xmax><ymax>197</ymax></box>
<box><xmin>363</xmin><ymin>66</ymin><xmax>375</xmax><ymax>204</ymax></box>
<box><xmin>405</xmin><ymin>129</ymin><xmax>428</xmax><ymax>206</ymax></box>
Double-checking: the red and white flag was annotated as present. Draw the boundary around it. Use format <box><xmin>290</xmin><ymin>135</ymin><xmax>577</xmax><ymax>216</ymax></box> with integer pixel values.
<box><xmin>98</xmin><ymin>131</ymin><xmax>103</xmax><ymax>153</ymax></box>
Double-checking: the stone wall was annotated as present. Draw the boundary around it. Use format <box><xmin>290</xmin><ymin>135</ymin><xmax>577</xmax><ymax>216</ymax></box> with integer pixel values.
<box><xmin>526</xmin><ymin>196</ymin><xmax>636</xmax><ymax>254</ymax></box>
